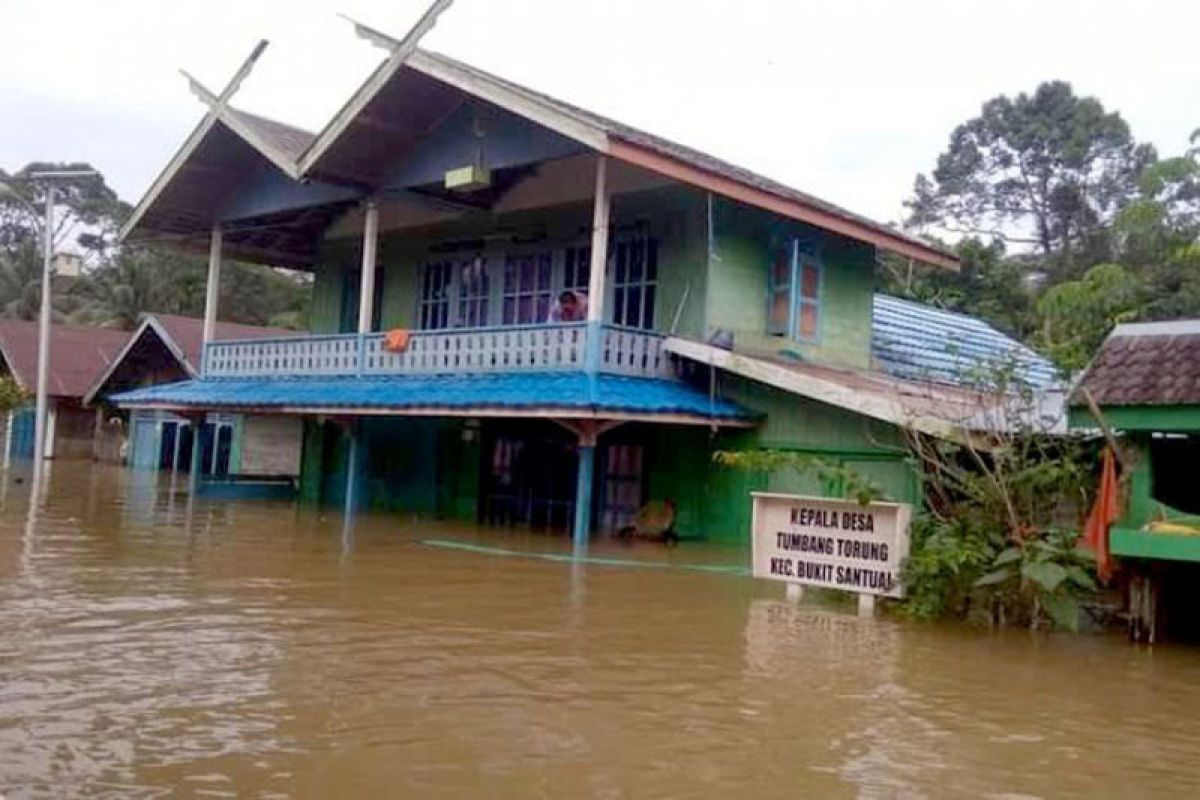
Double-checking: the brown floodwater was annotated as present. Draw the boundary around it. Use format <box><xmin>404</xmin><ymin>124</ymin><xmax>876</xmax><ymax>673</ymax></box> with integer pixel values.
<box><xmin>2</xmin><ymin>462</ymin><xmax>1200</xmax><ymax>798</ymax></box>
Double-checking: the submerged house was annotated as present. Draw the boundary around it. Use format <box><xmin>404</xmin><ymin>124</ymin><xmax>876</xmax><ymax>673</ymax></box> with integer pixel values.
<box><xmin>1070</xmin><ymin>320</ymin><xmax>1200</xmax><ymax>642</ymax></box>
<box><xmin>111</xmin><ymin>23</ymin><xmax>1057</xmax><ymax>543</ymax></box>
<box><xmin>87</xmin><ymin>314</ymin><xmax>304</xmax><ymax>478</ymax></box>
<box><xmin>0</xmin><ymin>321</ymin><xmax>128</xmax><ymax>461</ymax></box>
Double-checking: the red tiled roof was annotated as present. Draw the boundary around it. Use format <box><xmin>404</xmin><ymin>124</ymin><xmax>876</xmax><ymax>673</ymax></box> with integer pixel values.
<box><xmin>1073</xmin><ymin>321</ymin><xmax>1200</xmax><ymax>407</ymax></box>
<box><xmin>0</xmin><ymin>321</ymin><xmax>129</xmax><ymax>399</ymax></box>
<box><xmin>150</xmin><ymin>314</ymin><xmax>298</xmax><ymax>372</ymax></box>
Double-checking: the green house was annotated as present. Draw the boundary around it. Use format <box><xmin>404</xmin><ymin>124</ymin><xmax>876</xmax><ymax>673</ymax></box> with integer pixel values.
<box><xmin>111</xmin><ymin>27</ymin><xmax>1057</xmax><ymax>546</ymax></box>
<box><xmin>1069</xmin><ymin>320</ymin><xmax>1200</xmax><ymax>640</ymax></box>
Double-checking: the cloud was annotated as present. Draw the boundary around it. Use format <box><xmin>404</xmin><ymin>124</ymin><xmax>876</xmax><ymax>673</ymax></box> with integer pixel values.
<box><xmin>2</xmin><ymin>0</ymin><xmax>1197</xmax><ymax>226</ymax></box>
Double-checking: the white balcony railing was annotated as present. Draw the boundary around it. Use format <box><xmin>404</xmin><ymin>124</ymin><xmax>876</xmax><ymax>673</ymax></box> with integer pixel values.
<box><xmin>202</xmin><ymin>324</ymin><xmax>674</xmax><ymax>381</ymax></box>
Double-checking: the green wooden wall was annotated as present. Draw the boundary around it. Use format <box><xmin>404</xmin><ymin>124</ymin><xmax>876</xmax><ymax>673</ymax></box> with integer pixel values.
<box><xmin>310</xmin><ymin>186</ymin><xmax>710</xmax><ymax>339</ymax></box>
<box><xmin>706</xmin><ymin>197</ymin><xmax>876</xmax><ymax>369</ymax></box>
<box><xmin>645</xmin><ymin>374</ymin><xmax>916</xmax><ymax>544</ymax></box>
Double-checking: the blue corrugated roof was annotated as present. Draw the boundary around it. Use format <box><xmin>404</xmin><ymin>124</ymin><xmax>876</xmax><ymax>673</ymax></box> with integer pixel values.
<box><xmin>109</xmin><ymin>371</ymin><xmax>753</xmax><ymax>420</ymax></box>
<box><xmin>872</xmin><ymin>295</ymin><xmax>1059</xmax><ymax>389</ymax></box>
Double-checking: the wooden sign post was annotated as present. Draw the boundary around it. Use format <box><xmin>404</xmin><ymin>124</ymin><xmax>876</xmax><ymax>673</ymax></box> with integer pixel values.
<box><xmin>750</xmin><ymin>493</ymin><xmax>912</xmax><ymax>617</ymax></box>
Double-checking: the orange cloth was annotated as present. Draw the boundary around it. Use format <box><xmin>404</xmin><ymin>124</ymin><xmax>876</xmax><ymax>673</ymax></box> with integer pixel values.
<box><xmin>1082</xmin><ymin>446</ymin><xmax>1119</xmax><ymax>582</ymax></box>
<box><xmin>383</xmin><ymin>328</ymin><xmax>411</xmax><ymax>353</ymax></box>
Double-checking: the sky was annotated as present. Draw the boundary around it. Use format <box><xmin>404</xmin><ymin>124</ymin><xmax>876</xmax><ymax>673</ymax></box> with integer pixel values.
<box><xmin>2</xmin><ymin>0</ymin><xmax>1198</xmax><ymax>229</ymax></box>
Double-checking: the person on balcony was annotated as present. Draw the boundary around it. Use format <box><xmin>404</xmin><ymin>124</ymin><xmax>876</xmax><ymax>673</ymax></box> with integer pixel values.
<box><xmin>548</xmin><ymin>290</ymin><xmax>588</xmax><ymax>323</ymax></box>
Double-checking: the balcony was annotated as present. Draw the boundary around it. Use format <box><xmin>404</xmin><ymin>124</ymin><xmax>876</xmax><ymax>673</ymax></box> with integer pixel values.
<box><xmin>201</xmin><ymin>323</ymin><xmax>674</xmax><ymax>381</ymax></box>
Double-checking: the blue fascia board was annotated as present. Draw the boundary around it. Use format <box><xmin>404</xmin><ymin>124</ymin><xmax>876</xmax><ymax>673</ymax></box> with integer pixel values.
<box><xmin>109</xmin><ymin>372</ymin><xmax>754</xmax><ymax>421</ymax></box>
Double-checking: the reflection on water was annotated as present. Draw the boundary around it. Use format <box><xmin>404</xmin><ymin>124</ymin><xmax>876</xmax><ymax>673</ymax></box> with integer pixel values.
<box><xmin>2</xmin><ymin>463</ymin><xmax>1200</xmax><ymax>798</ymax></box>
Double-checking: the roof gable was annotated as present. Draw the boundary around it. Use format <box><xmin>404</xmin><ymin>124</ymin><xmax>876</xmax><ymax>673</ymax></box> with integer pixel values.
<box><xmin>0</xmin><ymin>321</ymin><xmax>129</xmax><ymax>399</ymax></box>
<box><xmin>83</xmin><ymin>314</ymin><xmax>300</xmax><ymax>405</ymax></box>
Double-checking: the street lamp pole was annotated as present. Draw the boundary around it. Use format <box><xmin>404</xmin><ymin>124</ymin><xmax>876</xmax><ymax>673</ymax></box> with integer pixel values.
<box><xmin>1</xmin><ymin>169</ymin><xmax>99</xmax><ymax>474</ymax></box>
<box><xmin>32</xmin><ymin>182</ymin><xmax>55</xmax><ymax>470</ymax></box>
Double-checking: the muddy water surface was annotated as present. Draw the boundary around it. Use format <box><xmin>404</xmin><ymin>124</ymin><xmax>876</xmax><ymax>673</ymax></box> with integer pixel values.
<box><xmin>2</xmin><ymin>462</ymin><xmax>1200</xmax><ymax>798</ymax></box>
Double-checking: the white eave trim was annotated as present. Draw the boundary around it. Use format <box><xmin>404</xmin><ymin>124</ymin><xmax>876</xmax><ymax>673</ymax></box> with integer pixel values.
<box><xmin>119</xmin><ymin>113</ymin><xmax>303</xmax><ymax>243</ymax></box>
<box><xmin>119</xmin><ymin>114</ymin><xmax>219</xmax><ymax>242</ymax></box>
<box><xmin>405</xmin><ymin>50</ymin><xmax>610</xmax><ymax>152</ymax></box>
<box><xmin>297</xmin><ymin>48</ymin><xmax>609</xmax><ymax>178</ymax></box>
<box><xmin>215</xmin><ymin>111</ymin><xmax>303</xmax><ymax>181</ymax></box>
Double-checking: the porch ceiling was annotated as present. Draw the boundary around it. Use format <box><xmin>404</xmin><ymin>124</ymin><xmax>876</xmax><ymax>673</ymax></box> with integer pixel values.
<box><xmin>106</xmin><ymin>372</ymin><xmax>757</xmax><ymax>427</ymax></box>
<box><xmin>125</xmin><ymin>115</ymin><xmax>356</xmax><ymax>269</ymax></box>
<box><xmin>303</xmin><ymin>68</ymin><xmax>466</xmax><ymax>187</ymax></box>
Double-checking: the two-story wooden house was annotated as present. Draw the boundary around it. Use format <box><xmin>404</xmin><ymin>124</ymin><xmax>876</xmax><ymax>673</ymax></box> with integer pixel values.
<box><xmin>110</xmin><ymin>23</ymin><xmax>1056</xmax><ymax>545</ymax></box>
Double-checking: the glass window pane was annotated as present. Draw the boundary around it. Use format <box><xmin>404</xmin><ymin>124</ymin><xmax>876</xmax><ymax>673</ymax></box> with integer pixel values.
<box><xmin>770</xmin><ymin>291</ymin><xmax>789</xmax><ymax>333</ymax></box>
<box><xmin>772</xmin><ymin>250</ymin><xmax>792</xmax><ymax>288</ymax></box>
<box><xmin>801</xmin><ymin>262</ymin><xmax>819</xmax><ymax>299</ymax></box>
<box><xmin>626</xmin><ymin>287</ymin><xmax>641</xmax><ymax>326</ymax></box>
<box><xmin>642</xmin><ymin>284</ymin><xmax>656</xmax><ymax>329</ymax></box>
<box><xmin>797</xmin><ymin>302</ymin><xmax>818</xmax><ymax>339</ymax></box>
<box><xmin>629</xmin><ymin>241</ymin><xmax>644</xmax><ymax>282</ymax></box>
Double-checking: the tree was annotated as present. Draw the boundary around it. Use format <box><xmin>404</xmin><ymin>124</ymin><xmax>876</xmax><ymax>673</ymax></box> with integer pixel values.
<box><xmin>908</xmin><ymin>81</ymin><xmax>1156</xmax><ymax>277</ymax></box>
<box><xmin>0</xmin><ymin>163</ymin><xmax>129</xmax><ymax>262</ymax></box>
<box><xmin>1</xmin><ymin>160</ymin><xmax>311</xmax><ymax>331</ymax></box>
<box><xmin>1035</xmin><ymin>263</ymin><xmax>1144</xmax><ymax>370</ymax></box>
<box><xmin>71</xmin><ymin>247</ymin><xmax>207</xmax><ymax>329</ymax></box>
<box><xmin>0</xmin><ymin>242</ymin><xmax>43</xmax><ymax>320</ymax></box>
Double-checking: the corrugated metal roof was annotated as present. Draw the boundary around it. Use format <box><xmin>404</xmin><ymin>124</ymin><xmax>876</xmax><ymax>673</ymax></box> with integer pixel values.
<box><xmin>871</xmin><ymin>295</ymin><xmax>1058</xmax><ymax>390</ymax></box>
<box><xmin>0</xmin><ymin>321</ymin><xmax>130</xmax><ymax>398</ymax></box>
<box><xmin>1072</xmin><ymin>324</ymin><xmax>1200</xmax><ymax>407</ymax></box>
<box><xmin>109</xmin><ymin>372</ymin><xmax>753</xmax><ymax>420</ymax></box>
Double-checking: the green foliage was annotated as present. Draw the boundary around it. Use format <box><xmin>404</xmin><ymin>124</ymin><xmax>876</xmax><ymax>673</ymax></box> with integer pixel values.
<box><xmin>908</xmin><ymin>81</ymin><xmax>1154</xmax><ymax>274</ymax></box>
<box><xmin>970</xmin><ymin>529</ymin><xmax>1098</xmax><ymax>631</ymax></box>
<box><xmin>901</xmin><ymin>515</ymin><xmax>999</xmax><ymax>620</ymax></box>
<box><xmin>711</xmin><ymin>449</ymin><xmax>885</xmax><ymax>506</ymax></box>
<box><xmin>2</xmin><ymin>161</ymin><xmax>311</xmax><ymax>331</ymax></box>
<box><xmin>0</xmin><ymin>375</ymin><xmax>29</xmax><ymax>413</ymax></box>
<box><xmin>899</xmin><ymin>366</ymin><xmax>1100</xmax><ymax>629</ymax></box>
<box><xmin>898</xmin><ymin>86</ymin><xmax>1198</xmax><ymax>373</ymax></box>
<box><xmin>1034</xmin><ymin>263</ymin><xmax>1144</xmax><ymax>369</ymax></box>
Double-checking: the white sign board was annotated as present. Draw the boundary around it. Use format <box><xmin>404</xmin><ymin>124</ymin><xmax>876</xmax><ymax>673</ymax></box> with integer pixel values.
<box><xmin>751</xmin><ymin>493</ymin><xmax>912</xmax><ymax>599</ymax></box>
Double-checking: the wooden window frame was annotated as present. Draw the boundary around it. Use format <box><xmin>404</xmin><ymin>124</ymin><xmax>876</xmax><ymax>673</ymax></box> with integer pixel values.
<box><xmin>610</xmin><ymin>236</ymin><xmax>659</xmax><ymax>330</ymax></box>
<box><xmin>419</xmin><ymin>260</ymin><xmax>454</xmax><ymax>330</ymax></box>
<box><xmin>455</xmin><ymin>256</ymin><xmax>491</xmax><ymax>329</ymax></box>
<box><xmin>501</xmin><ymin>249</ymin><xmax>555</xmax><ymax>326</ymax></box>
<box><xmin>767</xmin><ymin>239</ymin><xmax>822</xmax><ymax>343</ymax></box>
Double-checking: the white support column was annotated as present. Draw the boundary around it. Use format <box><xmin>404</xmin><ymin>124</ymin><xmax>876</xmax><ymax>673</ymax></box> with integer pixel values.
<box><xmin>357</xmin><ymin>200</ymin><xmax>380</xmax><ymax>334</ymax></box>
<box><xmin>202</xmin><ymin>225</ymin><xmax>223</xmax><ymax>346</ymax></box>
<box><xmin>584</xmin><ymin>155</ymin><xmax>610</xmax><ymax>372</ymax></box>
